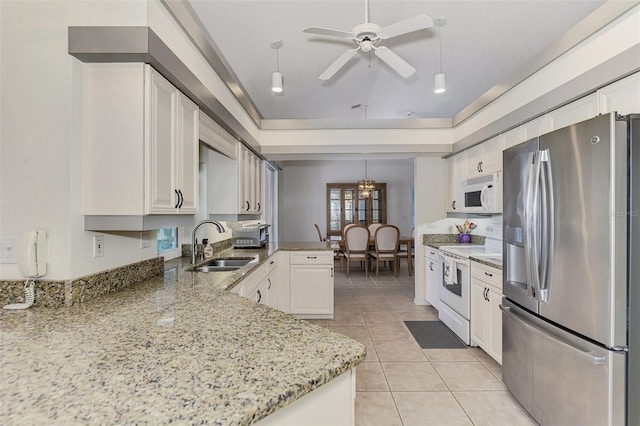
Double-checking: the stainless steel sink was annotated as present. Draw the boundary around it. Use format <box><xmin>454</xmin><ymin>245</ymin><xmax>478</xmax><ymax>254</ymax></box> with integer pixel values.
<box><xmin>192</xmin><ymin>256</ymin><xmax>257</xmax><ymax>272</ymax></box>
<box><xmin>205</xmin><ymin>257</ymin><xmax>256</xmax><ymax>267</ymax></box>
<box><xmin>195</xmin><ymin>265</ymin><xmax>242</xmax><ymax>272</ymax></box>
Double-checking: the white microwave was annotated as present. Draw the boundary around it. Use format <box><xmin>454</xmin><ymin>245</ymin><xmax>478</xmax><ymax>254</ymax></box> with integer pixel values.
<box><xmin>461</xmin><ymin>172</ymin><xmax>501</xmax><ymax>213</ymax></box>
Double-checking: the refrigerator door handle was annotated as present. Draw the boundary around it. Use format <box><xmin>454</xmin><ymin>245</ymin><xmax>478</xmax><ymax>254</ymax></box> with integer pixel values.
<box><xmin>539</xmin><ymin>149</ymin><xmax>554</xmax><ymax>303</ymax></box>
<box><xmin>500</xmin><ymin>304</ymin><xmax>607</xmax><ymax>365</ymax></box>
<box><xmin>524</xmin><ymin>151</ymin><xmax>543</xmax><ymax>301</ymax></box>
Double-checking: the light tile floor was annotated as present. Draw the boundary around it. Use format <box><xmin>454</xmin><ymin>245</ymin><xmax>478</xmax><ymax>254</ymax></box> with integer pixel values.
<box><xmin>310</xmin><ymin>261</ymin><xmax>538</xmax><ymax>426</ymax></box>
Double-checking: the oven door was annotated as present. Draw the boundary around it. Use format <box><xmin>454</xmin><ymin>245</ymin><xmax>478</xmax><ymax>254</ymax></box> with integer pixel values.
<box><xmin>439</xmin><ymin>257</ymin><xmax>470</xmax><ymax>319</ymax></box>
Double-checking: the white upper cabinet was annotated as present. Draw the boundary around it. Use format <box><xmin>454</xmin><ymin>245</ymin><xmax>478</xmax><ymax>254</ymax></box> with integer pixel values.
<box><xmin>209</xmin><ymin>142</ymin><xmax>263</xmax><ymax>217</ymax></box>
<box><xmin>597</xmin><ymin>72</ymin><xmax>640</xmax><ymax>116</ymax></box>
<box><xmin>199</xmin><ymin>111</ymin><xmax>238</xmax><ymax>160</ymax></box>
<box><xmin>464</xmin><ymin>136</ymin><xmax>503</xmax><ymax>178</ymax></box>
<box><xmin>547</xmin><ymin>93</ymin><xmax>599</xmax><ymax>132</ymax></box>
<box><xmin>83</xmin><ymin>63</ymin><xmax>198</xmax><ymax>217</ymax></box>
<box><xmin>238</xmin><ymin>145</ymin><xmax>264</xmax><ymax>215</ymax></box>
<box><xmin>445</xmin><ymin>155</ymin><xmax>463</xmax><ymax>213</ymax></box>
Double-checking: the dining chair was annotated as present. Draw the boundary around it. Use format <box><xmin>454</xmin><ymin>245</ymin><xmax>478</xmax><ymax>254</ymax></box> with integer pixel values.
<box><xmin>342</xmin><ymin>223</ymin><xmax>357</xmax><ymax>239</ymax></box>
<box><xmin>367</xmin><ymin>223</ymin><xmax>383</xmax><ymax>238</ymax></box>
<box><xmin>314</xmin><ymin>223</ymin><xmax>324</xmax><ymax>241</ymax></box>
<box><xmin>343</xmin><ymin>225</ymin><xmax>370</xmax><ymax>277</ymax></box>
<box><xmin>397</xmin><ymin>227</ymin><xmax>415</xmax><ymax>276</ymax></box>
<box><xmin>369</xmin><ymin>225</ymin><xmax>400</xmax><ymax>276</ymax></box>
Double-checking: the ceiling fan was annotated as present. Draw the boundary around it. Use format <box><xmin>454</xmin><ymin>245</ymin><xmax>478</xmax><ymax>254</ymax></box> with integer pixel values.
<box><xmin>303</xmin><ymin>0</ymin><xmax>433</xmax><ymax>80</ymax></box>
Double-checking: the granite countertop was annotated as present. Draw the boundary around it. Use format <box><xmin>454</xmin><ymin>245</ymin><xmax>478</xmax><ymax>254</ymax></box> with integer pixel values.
<box><xmin>470</xmin><ymin>256</ymin><xmax>503</xmax><ymax>270</ymax></box>
<box><xmin>0</xmin><ymin>242</ymin><xmax>364</xmax><ymax>425</ymax></box>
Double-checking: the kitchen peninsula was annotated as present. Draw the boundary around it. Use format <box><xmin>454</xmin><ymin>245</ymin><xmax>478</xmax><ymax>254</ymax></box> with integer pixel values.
<box><xmin>0</xmin><ymin>243</ymin><xmax>365</xmax><ymax>425</ymax></box>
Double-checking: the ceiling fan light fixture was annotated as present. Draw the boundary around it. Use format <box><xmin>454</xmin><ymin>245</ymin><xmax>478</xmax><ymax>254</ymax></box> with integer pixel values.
<box><xmin>271</xmin><ymin>71</ymin><xmax>283</xmax><ymax>93</ymax></box>
<box><xmin>434</xmin><ymin>72</ymin><xmax>446</xmax><ymax>94</ymax></box>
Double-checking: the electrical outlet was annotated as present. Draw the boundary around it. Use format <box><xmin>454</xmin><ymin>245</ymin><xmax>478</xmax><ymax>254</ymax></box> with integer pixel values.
<box><xmin>93</xmin><ymin>235</ymin><xmax>104</xmax><ymax>258</ymax></box>
<box><xmin>140</xmin><ymin>231</ymin><xmax>153</xmax><ymax>249</ymax></box>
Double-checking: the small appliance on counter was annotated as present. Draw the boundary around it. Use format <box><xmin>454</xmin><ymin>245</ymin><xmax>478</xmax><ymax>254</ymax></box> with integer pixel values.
<box><xmin>232</xmin><ymin>224</ymin><xmax>269</xmax><ymax>248</ymax></box>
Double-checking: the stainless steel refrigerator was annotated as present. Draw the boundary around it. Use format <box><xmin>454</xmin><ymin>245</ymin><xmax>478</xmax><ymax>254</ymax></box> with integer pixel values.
<box><xmin>502</xmin><ymin>112</ymin><xmax>639</xmax><ymax>426</ymax></box>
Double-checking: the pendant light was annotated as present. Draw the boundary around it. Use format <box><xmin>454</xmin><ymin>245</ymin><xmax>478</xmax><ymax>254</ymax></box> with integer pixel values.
<box><xmin>434</xmin><ymin>18</ymin><xmax>446</xmax><ymax>94</ymax></box>
<box><xmin>358</xmin><ymin>159</ymin><xmax>375</xmax><ymax>199</ymax></box>
<box><xmin>271</xmin><ymin>40</ymin><xmax>283</xmax><ymax>93</ymax></box>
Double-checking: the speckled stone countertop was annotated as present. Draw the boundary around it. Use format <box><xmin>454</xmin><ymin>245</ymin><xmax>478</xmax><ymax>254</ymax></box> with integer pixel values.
<box><xmin>0</xmin><ymin>242</ymin><xmax>364</xmax><ymax>425</ymax></box>
<box><xmin>470</xmin><ymin>256</ymin><xmax>503</xmax><ymax>270</ymax></box>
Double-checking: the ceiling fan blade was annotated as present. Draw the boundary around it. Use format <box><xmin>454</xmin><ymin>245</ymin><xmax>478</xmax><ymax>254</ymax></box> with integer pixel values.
<box><xmin>303</xmin><ymin>26</ymin><xmax>354</xmax><ymax>39</ymax></box>
<box><xmin>319</xmin><ymin>49</ymin><xmax>359</xmax><ymax>80</ymax></box>
<box><xmin>374</xmin><ymin>46</ymin><xmax>415</xmax><ymax>78</ymax></box>
<box><xmin>378</xmin><ymin>14</ymin><xmax>433</xmax><ymax>39</ymax></box>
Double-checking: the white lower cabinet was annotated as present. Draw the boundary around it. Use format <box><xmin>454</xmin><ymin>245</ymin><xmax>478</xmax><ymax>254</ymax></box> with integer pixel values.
<box><xmin>255</xmin><ymin>368</ymin><xmax>355</xmax><ymax>426</ymax></box>
<box><xmin>289</xmin><ymin>252</ymin><xmax>334</xmax><ymax>319</ymax></box>
<box><xmin>230</xmin><ymin>251</ymin><xmax>335</xmax><ymax>318</ymax></box>
<box><xmin>470</xmin><ymin>261</ymin><xmax>503</xmax><ymax>364</ymax></box>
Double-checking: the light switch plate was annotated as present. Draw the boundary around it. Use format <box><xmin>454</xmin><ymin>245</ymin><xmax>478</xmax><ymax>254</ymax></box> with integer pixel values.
<box><xmin>0</xmin><ymin>238</ymin><xmax>17</xmax><ymax>263</ymax></box>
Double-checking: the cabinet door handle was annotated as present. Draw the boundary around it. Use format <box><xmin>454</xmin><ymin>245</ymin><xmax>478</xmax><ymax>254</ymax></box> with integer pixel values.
<box><xmin>477</xmin><ymin>162</ymin><xmax>481</xmax><ymax>173</ymax></box>
<box><xmin>486</xmin><ymin>288</ymin><xmax>490</xmax><ymax>302</ymax></box>
<box><xmin>246</xmin><ymin>201</ymin><xmax>250</xmax><ymax>211</ymax></box>
<box><xmin>429</xmin><ymin>261</ymin><xmax>433</xmax><ymax>271</ymax></box>
<box><xmin>307</xmin><ymin>256</ymin><xmax>317</xmax><ymax>259</ymax></box>
<box><xmin>330</xmin><ymin>267</ymin><xmax>334</xmax><ymax>278</ymax></box>
<box><xmin>174</xmin><ymin>189</ymin><xmax>180</xmax><ymax>208</ymax></box>
<box><xmin>269</xmin><ymin>260</ymin><xmax>274</xmax><ymax>265</ymax></box>
<box><xmin>452</xmin><ymin>200</ymin><xmax>456</xmax><ymax>210</ymax></box>
<box><xmin>178</xmin><ymin>190</ymin><xmax>184</xmax><ymax>208</ymax></box>
<box><xmin>267</xmin><ymin>279</ymin><xmax>272</xmax><ymax>290</ymax></box>
<box><xmin>257</xmin><ymin>202</ymin><xmax>261</xmax><ymax>211</ymax></box>
<box><xmin>484</xmin><ymin>271</ymin><xmax>493</xmax><ymax>277</ymax></box>
<box><xmin>256</xmin><ymin>290</ymin><xmax>262</xmax><ymax>303</ymax></box>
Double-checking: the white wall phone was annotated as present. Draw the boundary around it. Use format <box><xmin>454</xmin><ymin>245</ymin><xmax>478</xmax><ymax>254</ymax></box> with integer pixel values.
<box><xmin>4</xmin><ymin>229</ymin><xmax>47</xmax><ymax>310</ymax></box>
<box><xmin>17</xmin><ymin>229</ymin><xmax>47</xmax><ymax>278</ymax></box>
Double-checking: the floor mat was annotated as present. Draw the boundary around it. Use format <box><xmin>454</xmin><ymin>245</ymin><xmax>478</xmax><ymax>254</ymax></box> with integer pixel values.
<box><xmin>404</xmin><ymin>321</ymin><xmax>467</xmax><ymax>349</ymax></box>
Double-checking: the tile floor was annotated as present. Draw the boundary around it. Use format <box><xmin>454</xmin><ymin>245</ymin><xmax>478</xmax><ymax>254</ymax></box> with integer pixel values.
<box><xmin>310</xmin><ymin>261</ymin><xmax>538</xmax><ymax>426</ymax></box>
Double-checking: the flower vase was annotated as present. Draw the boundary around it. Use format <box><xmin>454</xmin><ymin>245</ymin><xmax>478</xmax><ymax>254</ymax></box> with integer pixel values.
<box><xmin>458</xmin><ymin>233</ymin><xmax>471</xmax><ymax>243</ymax></box>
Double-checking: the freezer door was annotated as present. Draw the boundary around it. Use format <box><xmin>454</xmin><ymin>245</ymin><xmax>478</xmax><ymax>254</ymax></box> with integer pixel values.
<box><xmin>539</xmin><ymin>113</ymin><xmax>628</xmax><ymax>348</ymax></box>
<box><xmin>502</xmin><ymin>299</ymin><xmax>626</xmax><ymax>426</ymax></box>
<box><xmin>503</xmin><ymin>138</ymin><xmax>539</xmax><ymax>313</ymax></box>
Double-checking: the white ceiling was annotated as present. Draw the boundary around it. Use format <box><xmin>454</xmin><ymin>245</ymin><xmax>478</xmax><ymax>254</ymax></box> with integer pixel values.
<box><xmin>188</xmin><ymin>0</ymin><xmax>605</xmax><ymax>121</ymax></box>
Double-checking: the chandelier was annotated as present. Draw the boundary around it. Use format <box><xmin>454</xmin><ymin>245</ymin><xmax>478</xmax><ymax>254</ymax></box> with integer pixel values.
<box><xmin>358</xmin><ymin>160</ymin><xmax>375</xmax><ymax>199</ymax></box>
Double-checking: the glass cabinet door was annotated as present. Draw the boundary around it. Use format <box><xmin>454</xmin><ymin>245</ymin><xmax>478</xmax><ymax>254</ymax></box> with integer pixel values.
<box><xmin>326</xmin><ymin>183</ymin><xmax>387</xmax><ymax>239</ymax></box>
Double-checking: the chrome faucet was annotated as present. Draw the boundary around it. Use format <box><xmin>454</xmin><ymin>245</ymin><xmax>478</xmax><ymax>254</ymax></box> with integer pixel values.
<box><xmin>191</xmin><ymin>220</ymin><xmax>226</xmax><ymax>265</ymax></box>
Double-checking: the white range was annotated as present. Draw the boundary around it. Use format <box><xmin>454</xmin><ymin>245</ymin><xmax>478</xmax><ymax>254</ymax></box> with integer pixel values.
<box><xmin>437</xmin><ymin>237</ymin><xmax>502</xmax><ymax>345</ymax></box>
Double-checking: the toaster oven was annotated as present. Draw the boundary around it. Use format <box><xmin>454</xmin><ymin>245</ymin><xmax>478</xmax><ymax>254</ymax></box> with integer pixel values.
<box><xmin>232</xmin><ymin>224</ymin><xmax>269</xmax><ymax>248</ymax></box>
